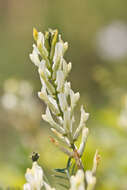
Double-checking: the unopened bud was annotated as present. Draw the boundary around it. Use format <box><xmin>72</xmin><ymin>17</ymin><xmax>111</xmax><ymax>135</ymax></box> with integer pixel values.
<box><xmin>33</xmin><ymin>28</ymin><xmax>38</xmax><ymax>41</ymax></box>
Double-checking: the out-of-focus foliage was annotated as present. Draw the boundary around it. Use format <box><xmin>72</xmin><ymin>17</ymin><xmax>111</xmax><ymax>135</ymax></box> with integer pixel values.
<box><xmin>0</xmin><ymin>0</ymin><xmax>127</xmax><ymax>189</ymax></box>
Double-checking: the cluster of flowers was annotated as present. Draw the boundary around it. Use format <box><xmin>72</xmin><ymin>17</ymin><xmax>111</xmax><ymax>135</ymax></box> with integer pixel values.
<box><xmin>23</xmin><ymin>28</ymin><xmax>100</xmax><ymax>190</ymax></box>
<box><xmin>24</xmin><ymin>151</ymin><xmax>99</xmax><ymax>190</ymax></box>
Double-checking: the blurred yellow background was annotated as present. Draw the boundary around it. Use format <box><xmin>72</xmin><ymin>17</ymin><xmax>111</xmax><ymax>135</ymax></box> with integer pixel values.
<box><xmin>0</xmin><ymin>0</ymin><xmax>127</xmax><ymax>189</ymax></box>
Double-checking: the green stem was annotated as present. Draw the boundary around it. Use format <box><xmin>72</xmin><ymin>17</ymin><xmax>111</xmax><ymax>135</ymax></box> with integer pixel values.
<box><xmin>49</xmin><ymin>61</ymin><xmax>63</xmax><ymax>118</ymax></box>
<box><xmin>71</xmin><ymin>143</ymin><xmax>84</xmax><ymax>171</ymax></box>
<box><xmin>48</xmin><ymin>52</ymin><xmax>84</xmax><ymax>173</ymax></box>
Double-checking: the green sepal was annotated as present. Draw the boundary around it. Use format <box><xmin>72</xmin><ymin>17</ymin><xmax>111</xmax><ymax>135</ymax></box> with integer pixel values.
<box><xmin>50</xmin><ymin>29</ymin><xmax>58</xmax><ymax>61</ymax></box>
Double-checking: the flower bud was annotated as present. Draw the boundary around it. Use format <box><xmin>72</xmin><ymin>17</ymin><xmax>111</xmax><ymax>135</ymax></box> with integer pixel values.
<box><xmin>24</xmin><ymin>162</ymin><xmax>43</xmax><ymax>190</ymax></box>
<box><xmin>78</xmin><ymin>127</ymin><xmax>89</xmax><ymax>156</ymax></box>
<box><xmin>73</xmin><ymin>106</ymin><xmax>89</xmax><ymax>140</ymax></box>
<box><xmin>55</xmin><ymin>70</ymin><xmax>64</xmax><ymax>92</ymax></box>
<box><xmin>33</xmin><ymin>28</ymin><xmax>38</xmax><ymax>41</ymax></box>
<box><xmin>85</xmin><ymin>171</ymin><xmax>96</xmax><ymax>190</ymax></box>
<box><xmin>58</xmin><ymin>93</ymin><xmax>68</xmax><ymax>112</ymax></box>
<box><xmin>42</xmin><ymin>107</ymin><xmax>65</xmax><ymax>134</ymax></box>
<box><xmin>70</xmin><ymin>170</ymin><xmax>85</xmax><ymax>190</ymax></box>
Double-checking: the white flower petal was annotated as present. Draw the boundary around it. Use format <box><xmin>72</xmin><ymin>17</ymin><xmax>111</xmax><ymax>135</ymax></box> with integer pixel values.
<box><xmin>38</xmin><ymin>91</ymin><xmax>59</xmax><ymax>115</ymax></box>
<box><xmin>39</xmin><ymin>60</ymin><xmax>51</xmax><ymax>78</ymax></box>
<box><xmin>80</xmin><ymin>106</ymin><xmax>89</xmax><ymax>122</ymax></box>
<box><xmin>33</xmin><ymin>44</ymin><xmax>40</xmax><ymax>54</ymax></box>
<box><xmin>24</xmin><ymin>183</ymin><xmax>31</xmax><ymax>190</ymax></box>
<box><xmin>70</xmin><ymin>170</ymin><xmax>85</xmax><ymax>190</ymax></box>
<box><xmin>63</xmin><ymin>108</ymin><xmax>71</xmax><ymax>132</ymax></box>
<box><xmin>67</xmin><ymin>62</ymin><xmax>72</xmax><ymax>73</ymax></box>
<box><xmin>62</xmin><ymin>59</ymin><xmax>72</xmax><ymax>78</ymax></box>
<box><xmin>92</xmin><ymin>150</ymin><xmax>100</xmax><ymax>175</ymax></box>
<box><xmin>55</xmin><ymin>70</ymin><xmax>64</xmax><ymax>92</ymax></box>
<box><xmin>70</xmin><ymin>89</ymin><xmax>80</xmax><ymax>111</ymax></box>
<box><xmin>78</xmin><ymin>127</ymin><xmax>89</xmax><ymax>156</ymax></box>
<box><xmin>42</xmin><ymin>107</ymin><xmax>65</xmax><ymax>134</ymax></box>
<box><xmin>58</xmin><ymin>93</ymin><xmax>68</xmax><ymax>112</ymax></box>
<box><xmin>53</xmin><ymin>42</ymin><xmax>63</xmax><ymax>63</ymax></box>
<box><xmin>73</xmin><ymin>106</ymin><xmax>89</xmax><ymax>140</ymax></box>
<box><xmin>37</xmin><ymin>32</ymin><xmax>48</xmax><ymax>57</ymax></box>
<box><xmin>48</xmin><ymin>95</ymin><xmax>59</xmax><ymax>111</ymax></box>
<box><xmin>58</xmin><ymin>34</ymin><xmax>68</xmax><ymax>54</ymax></box>
<box><xmin>25</xmin><ymin>171</ymin><xmax>34</xmax><ymax>184</ymax></box>
<box><xmin>63</xmin><ymin>42</ymin><xmax>68</xmax><ymax>53</ymax></box>
<box><xmin>29</xmin><ymin>48</ymin><xmax>40</xmax><ymax>67</ymax></box>
<box><xmin>85</xmin><ymin>171</ymin><xmax>96</xmax><ymax>186</ymax></box>
<box><xmin>52</xmin><ymin>42</ymin><xmax>64</xmax><ymax>74</ymax></box>
<box><xmin>25</xmin><ymin>162</ymin><xmax>43</xmax><ymax>190</ymax></box>
<box><xmin>39</xmin><ymin>65</ymin><xmax>55</xmax><ymax>95</ymax></box>
<box><xmin>64</xmin><ymin>82</ymin><xmax>71</xmax><ymax>97</ymax></box>
<box><xmin>37</xmin><ymin>32</ymin><xmax>45</xmax><ymax>47</ymax></box>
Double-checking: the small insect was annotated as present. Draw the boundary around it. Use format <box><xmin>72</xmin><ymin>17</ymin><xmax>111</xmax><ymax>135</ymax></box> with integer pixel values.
<box><xmin>31</xmin><ymin>152</ymin><xmax>40</xmax><ymax>162</ymax></box>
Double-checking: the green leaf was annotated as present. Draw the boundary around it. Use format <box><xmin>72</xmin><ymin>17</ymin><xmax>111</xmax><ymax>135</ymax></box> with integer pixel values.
<box><xmin>52</xmin><ymin>174</ymin><xmax>68</xmax><ymax>180</ymax></box>
<box><xmin>58</xmin><ymin>183</ymin><xmax>69</xmax><ymax>189</ymax></box>
<box><xmin>71</xmin><ymin>163</ymin><xmax>76</xmax><ymax>175</ymax></box>
<box><xmin>54</xmin><ymin>168</ymin><xmax>66</xmax><ymax>174</ymax></box>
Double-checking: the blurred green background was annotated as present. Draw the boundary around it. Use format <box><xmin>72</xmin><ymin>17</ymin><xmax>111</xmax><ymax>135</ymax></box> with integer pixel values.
<box><xmin>0</xmin><ymin>0</ymin><xmax>127</xmax><ymax>189</ymax></box>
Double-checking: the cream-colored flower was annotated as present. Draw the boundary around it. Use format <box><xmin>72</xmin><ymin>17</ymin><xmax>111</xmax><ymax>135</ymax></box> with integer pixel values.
<box><xmin>80</xmin><ymin>105</ymin><xmax>89</xmax><ymax>123</ymax></box>
<box><xmin>92</xmin><ymin>150</ymin><xmax>100</xmax><ymax>175</ymax></box>
<box><xmin>39</xmin><ymin>60</ymin><xmax>51</xmax><ymax>78</ymax></box>
<box><xmin>62</xmin><ymin>59</ymin><xmax>72</xmax><ymax>78</ymax></box>
<box><xmin>38</xmin><ymin>90</ymin><xmax>59</xmax><ymax>115</ymax></box>
<box><xmin>37</xmin><ymin>32</ymin><xmax>45</xmax><ymax>47</ymax></box>
<box><xmin>29</xmin><ymin>29</ymin><xmax>92</xmax><ymax>186</ymax></box>
<box><xmin>40</xmin><ymin>70</ymin><xmax>55</xmax><ymax>95</ymax></box>
<box><xmin>24</xmin><ymin>162</ymin><xmax>43</xmax><ymax>190</ymax></box>
<box><xmin>73</xmin><ymin>106</ymin><xmax>89</xmax><ymax>140</ymax></box>
<box><xmin>37</xmin><ymin>32</ymin><xmax>48</xmax><ymax>58</ymax></box>
<box><xmin>55</xmin><ymin>70</ymin><xmax>64</xmax><ymax>92</ymax></box>
<box><xmin>42</xmin><ymin>106</ymin><xmax>65</xmax><ymax>134</ymax></box>
<box><xmin>53</xmin><ymin>42</ymin><xmax>64</xmax><ymax>66</ymax></box>
<box><xmin>58</xmin><ymin>34</ymin><xmax>68</xmax><ymax>54</ymax></box>
<box><xmin>70</xmin><ymin>89</ymin><xmax>80</xmax><ymax>111</ymax></box>
<box><xmin>70</xmin><ymin>170</ymin><xmax>85</xmax><ymax>190</ymax></box>
<box><xmin>29</xmin><ymin>45</ymin><xmax>40</xmax><ymax>67</ymax></box>
<box><xmin>63</xmin><ymin>108</ymin><xmax>71</xmax><ymax>132</ymax></box>
<box><xmin>85</xmin><ymin>171</ymin><xmax>96</xmax><ymax>190</ymax></box>
<box><xmin>64</xmin><ymin>82</ymin><xmax>71</xmax><ymax>97</ymax></box>
<box><xmin>24</xmin><ymin>183</ymin><xmax>31</xmax><ymax>190</ymax></box>
<box><xmin>78</xmin><ymin>127</ymin><xmax>89</xmax><ymax>156</ymax></box>
<box><xmin>58</xmin><ymin>93</ymin><xmax>68</xmax><ymax>112</ymax></box>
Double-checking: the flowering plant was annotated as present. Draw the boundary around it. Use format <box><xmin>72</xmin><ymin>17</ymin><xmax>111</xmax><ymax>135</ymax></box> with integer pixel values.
<box><xmin>23</xmin><ymin>28</ymin><xmax>100</xmax><ymax>190</ymax></box>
